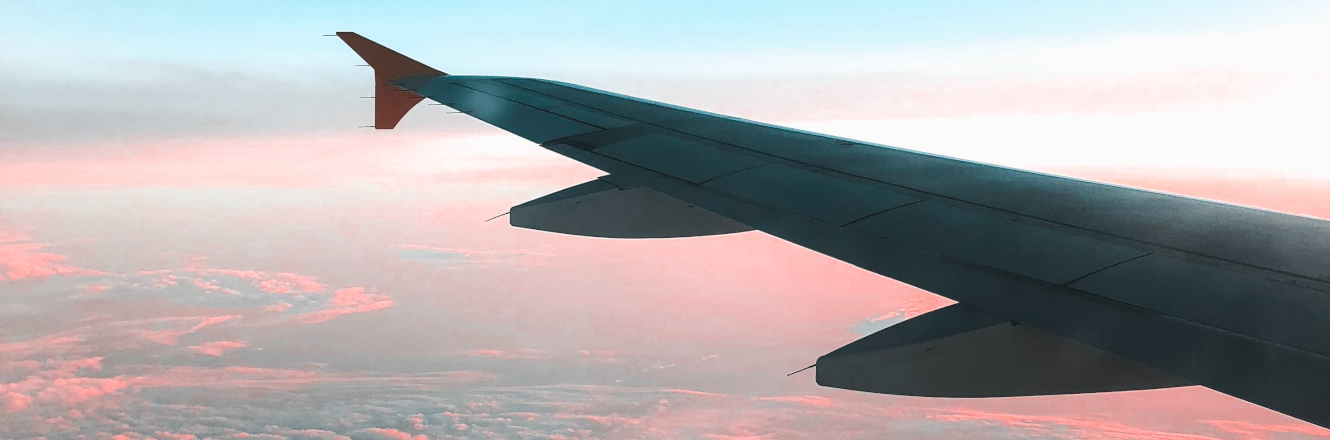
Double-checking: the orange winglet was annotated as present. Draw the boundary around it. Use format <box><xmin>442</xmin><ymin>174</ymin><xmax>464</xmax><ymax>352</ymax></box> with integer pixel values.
<box><xmin>336</xmin><ymin>32</ymin><xmax>446</xmax><ymax>129</ymax></box>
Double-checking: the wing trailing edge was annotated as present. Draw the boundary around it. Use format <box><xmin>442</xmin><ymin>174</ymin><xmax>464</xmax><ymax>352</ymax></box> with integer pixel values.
<box><xmin>335</xmin><ymin>32</ymin><xmax>446</xmax><ymax>129</ymax></box>
<box><xmin>817</xmin><ymin>303</ymin><xmax>1191</xmax><ymax>397</ymax></box>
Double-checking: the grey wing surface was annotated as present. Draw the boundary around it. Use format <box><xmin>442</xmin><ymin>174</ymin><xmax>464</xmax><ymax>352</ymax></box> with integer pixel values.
<box><xmin>337</xmin><ymin>32</ymin><xmax>1330</xmax><ymax>429</ymax></box>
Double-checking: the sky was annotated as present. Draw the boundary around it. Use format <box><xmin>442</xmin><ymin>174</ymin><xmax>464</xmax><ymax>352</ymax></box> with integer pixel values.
<box><xmin>2</xmin><ymin>1</ymin><xmax>1330</xmax><ymax>439</ymax></box>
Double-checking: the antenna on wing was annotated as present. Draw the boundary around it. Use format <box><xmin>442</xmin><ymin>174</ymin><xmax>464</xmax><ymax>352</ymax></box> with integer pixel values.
<box><xmin>485</xmin><ymin>212</ymin><xmax>511</xmax><ymax>223</ymax></box>
<box><xmin>787</xmin><ymin>364</ymin><xmax>816</xmax><ymax>376</ymax></box>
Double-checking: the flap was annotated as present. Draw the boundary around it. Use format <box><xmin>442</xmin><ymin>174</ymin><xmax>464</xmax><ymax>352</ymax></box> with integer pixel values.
<box><xmin>817</xmin><ymin>303</ymin><xmax>1191</xmax><ymax>397</ymax></box>
<box><xmin>510</xmin><ymin>177</ymin><xmax>752</xmax><ymax>239</ymax></box>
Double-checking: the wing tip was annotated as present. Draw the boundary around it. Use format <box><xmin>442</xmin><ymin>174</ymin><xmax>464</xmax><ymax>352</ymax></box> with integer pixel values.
<box><xmin>335</xmin><ymin>32</ymin><xmax>446</xmax><ymax>130</ymax></box>
<box><xmin>334</xmin><ymin>31</ymin><xmax>445</xmax><ymax>78</ymax></box>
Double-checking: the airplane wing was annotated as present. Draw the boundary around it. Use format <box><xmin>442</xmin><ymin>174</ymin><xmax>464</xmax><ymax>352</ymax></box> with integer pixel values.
<box><xmin>337</xmin><ymin>32</ymin><xmax>1330</xmax><ymax>428</ymax></box>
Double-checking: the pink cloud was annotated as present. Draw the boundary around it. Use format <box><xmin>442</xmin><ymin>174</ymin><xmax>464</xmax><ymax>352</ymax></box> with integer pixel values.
<box><xmin>2</xmin><ymin>391</ymin><xmax>33</xmax><ymax>412</ymax></box>
<box><xmin>128</xmin><ymin>366</ymin><xmax>324</xmax><ymax>391</ymax></box>
<box><xmin>227</xmin><ymin>433</ymin><xmax>289</xmax><ymax>440</ymax></box>
<box><xmin>189</xmin><ymin>314</ymin><xmax>240</xmax><ymax>332</ymax></box>
<box><xmin>140</xmin><ymin>314</ymin><xmax>241</xmax><ymax>346</ymax></box>
<box><xmin>278</xmin><ymin>272</ymin><xmax>324</xmax><ymax>293</ymax></box>
<box><xmin>293</xmin><ymin>287</ymin><xmax>393</xmax><ymax>324</ymax></box>
<box><xmin>186</xmin><ymin>340</ymin><xmax>247</xmax><ymax>357</ymax></box>
<box><xmin>34</xmin><ymin>376</ymin><xmax>130</xmax><ymax>405</ymax></box>
<box><xmin>578</xmin><ymin>349</ymin><xmax>620</xmax><ymax>363</ymax></box>
<box><xmin>259</xmin><ymin>278</ymin><xmax>293</xmax><ymax>294</ymax></box>
<box><xmin>928</xmin><ymin>408</ymin><xmax>1224</xmax><ymax>440</ymax></box>
<box><xmin>84</xmin><ymin>284</ymin><xmax>111</xmax><ymax>293</ymax></box>
<box><xmin>191</xmin><ymin>278</ymin><xmax>221</xmax><ymax>291</ymax></box>
<box><xmin>555</xmin><ymin>413</ymin><xmax>643</xmax><ymax>427</ymax></box>
<box><xmin>395</xmin><ymin>244</ymin><xmax>551</xmax><ymax>266</ymax></box>
<box><xmin>151</xmin><ymin>274</ymin><xmax>178</xmax><ymax>288</ymax></box>
<box><xmin>329</xmin><ymin>287</ymin><xmax>371</xmax><ymax>307</ymax></box>
<box><xmin>293</xmin><ymin>300</ymin><xmax>394</xmax><ymax>324</ymax></box>
<box><xmin>667</xmin><ymin>389</ymin><xmax>727</xmax><ymax>398</ymax></box>
<box><xmin>254</xmin><ymin>272</ymin><xmax>323</xmax><ymax>294</ymax></box>
<box><xmin>280</xmin><ymin>428</ymin><xmax>353</xmax><ymax>440</ymax></box>
<box><xmin>266</xmin><ymin>302</ymin><xmax>293</xmax><ymax>312</ymax></box>
<box><xmin>145</xmin><ymin>266</ymin><xmax>391</xmax><ymax>323</ymax></box>
<box><xmin>459</xmin><ymin>348</ymin><xmax>556</xmax><ymax>360</ymax></box>
<box><xmin>1</xmin><ymin>357</ymin><xmax>130</xmax><ymax>413</ymax></box>
<box><xmin>153</xmin><ymin>432</ymin><xmax>197</xmax><ymax>440</ymax></box>
<box><xmin>362</xmin><ymin>427</ymin><xmax>428</xmax><ymax>440</ymax></box>
<box><xmin>862</xmin><ymin>295</ymin><xmax>958</xmax><ymax>326</ymax></box>
<box><xmin>1203</xmin><ymin>419</ymin><xmax>1330</xmax><ymax>437</ymax></box>
<box><xmin>0</xmin><ymin>235</ymin><xmax>105</xmax><ymax>281</ymax></box>
<box><xmin>441</xmin><ymin>410</ymin><xmax>490</xmax><ymax>419</ymax></box>
<box><xmin>201</xmin><ymin>268</ymin><xmax>325</xmax><ymax>295</ymax></box>
<box><xmin>124</xmin><ymin>366</ymin><xmax>490</xmax><ymax>391</ymax></box>
<box><xmin>206</xmin><ymin>268</ymin><xmax>265</xmax><ymax>280</ymax></box>
<box><xmin>757</xmin><ymin>395</ymin><xmax>835</xmax><ymax>407</ymax></box>
<box><xmin>501</xmin><ymin>412</ymin><xmax>541</xmax><ymax>421</ymax></box>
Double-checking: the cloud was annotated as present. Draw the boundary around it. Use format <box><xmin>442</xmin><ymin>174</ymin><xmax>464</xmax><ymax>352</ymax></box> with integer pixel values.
<box><xmin>207</xmin><ymin>269</ymin><xmax>266</xmax><ymax>280</ymax></box>
<box><xmin>1</xmin><ymin>370</ymin><xmax>1316</xmax><ymax>440</ymax></box>
<box><xmin>293</xmin><ymin>287</ymin><xmax>394</xmax><ymax>324</ymax></box>
<box><xmin>191</xmin><ymin>278</ymin><xmax>222</xmax><ymax>291</ymax></box>
<box><xmin>186</xmin><ymin>340</ymin><xmax>247</xmax><ymax>357</ymax></box>
<box><xmin>279</xmin><ymin>429</ymin><xmax>352</xmax><ymax>440</ymax></box>
<box><xmin>851</xmin><ymin>295</ymin><xmax>957</xmax><ymax>335</ymax></box>
<box><xmin>927</xmin><ymin>408</ymin><xmax>1235</xmax><ymax>440</ymax></box>
<box><xmin>0</xmin><ymin>131</ymin><xmax>589</xmax><ymax>190</ymax></box>
<box><xmin>0</xmin><ymin>357</ymin><xmax>129</xmax><ymax>413</ymax></box>
<box><xmin>362</xmin><ymin>427</ymin><xmax>429</xmax><ymax>440</ymax></box>
<box><xmin>459</xmin><ymin>349</ymin><xmax>557</xmax><ymax>360</ymax></box>
<box><xmin>2</xmin><ymin>390</ymin><xmax>32</xmax><ymax>412</ymax></box>
<box><xmin>0</xmin><ymin>63</ymin><xmax>398</xmax><ymax>144</ymax></box>
<box><xmin>578</xmin><ymin>349</ymin><xmax>620</xmax><ymax>363</ymax></box>
<box><xmin>1203</xmin><ymin>419</ymin><xmax>1330</xmax><ymax>438</ymax></box>
<box><xmin>71</xmin><ymin>263</ymin><xmax>393</xmax><ymax>326</ymax></box>
<box><xmin>757</xmin><ymin>395</ymin><xmax>835</xmax><ymax>407</ymax></box>
<box><xmin>173</xmin><ymin>267</ymin><xmax>391</xmax><ymax>324</ymax></box>
<box><xmin>258</xmin><ymin>272</ymin><xmax>324</xmax><ymax>294</ymax></box>
<box><xmin>0</xmin><ymin>232</ymin><xmax>106</xmax><ymax>282</ymax></box>
<box><xmin>139</xmin><ymin>314</ymin><xmax>241</xmax><ymax>346</ymax></box>
<box><xmin>394</xmin><ymin>244</ymin><xmax>550</xmax><ymax>266</ymax></box>
<box><xmin>265</xmin><ymin>302</ymin><xmax>293</xmax><ymax>313</ymax></box>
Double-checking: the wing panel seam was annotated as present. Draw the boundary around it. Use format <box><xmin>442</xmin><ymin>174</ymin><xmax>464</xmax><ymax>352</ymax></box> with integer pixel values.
<box><xmin>447</xmin><ymin>83</ymin><xmax>614</xmax><ymax>130</ymax></box>
<box><xmin>1060</xmin><ymin>253</ymin><xmax>1154</xmax><ymax>287</ymax></box>
<box><xmin>508</xmin><ymin>79</ymin><xmax>1330</xmax><ymax>290</ymax></box>
<box><xmin>545</xmin><ymin>142</ymin><xmax>1330</xmax><ymax>366</ymax></box>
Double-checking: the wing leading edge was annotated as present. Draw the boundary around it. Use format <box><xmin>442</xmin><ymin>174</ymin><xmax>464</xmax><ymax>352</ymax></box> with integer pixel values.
<box><xmin>337</xmin><ymin>33</ymin><xmax>1330</xmax><ymax>428</ymax></box>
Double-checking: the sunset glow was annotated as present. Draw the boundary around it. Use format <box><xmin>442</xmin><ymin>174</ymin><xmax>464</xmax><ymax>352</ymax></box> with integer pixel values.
<box><xmin>4</xmin><ymin>1</ymin><xmax>1330</xmax><ymax>438</ymax></box>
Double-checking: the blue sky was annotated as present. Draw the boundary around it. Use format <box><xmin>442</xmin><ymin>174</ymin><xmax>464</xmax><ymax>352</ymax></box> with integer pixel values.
<box><xmin>6</xmin><ymin>0</ymin><xmax>1330</xmax><ymax>75</ymax></box>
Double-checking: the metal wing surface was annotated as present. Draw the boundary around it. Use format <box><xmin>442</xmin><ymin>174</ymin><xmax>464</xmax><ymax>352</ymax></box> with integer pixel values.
<box><xmin>337</xmin><ymin>32</ymin><xmax>1330</xmax><ymax>428</ymax></box>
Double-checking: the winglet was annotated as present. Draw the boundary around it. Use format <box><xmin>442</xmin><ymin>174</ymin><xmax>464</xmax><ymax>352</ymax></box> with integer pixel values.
<box><xmin>335</xmin><ymin>32</ymin><xmax>446</xmax><ymax>129</ymax></box>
